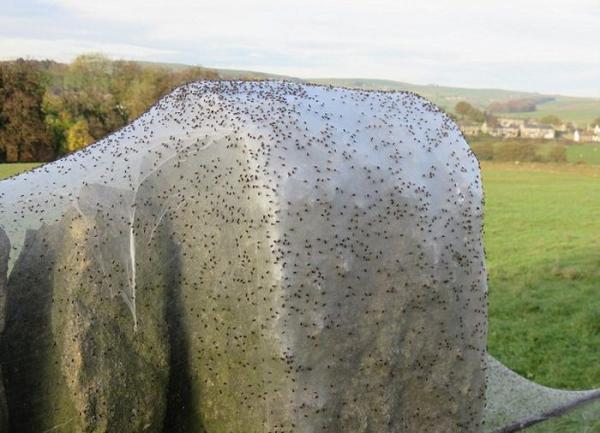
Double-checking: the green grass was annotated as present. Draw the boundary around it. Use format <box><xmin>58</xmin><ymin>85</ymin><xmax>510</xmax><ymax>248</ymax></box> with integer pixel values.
<box><xmin>494</xmin><ymin>96</ymin><xmax>600</xmax><ymax>127</ymax></box>
<box><xmin>0</xmin><ymin>163</ymin><xmax>41</xmax><ymax>180</ymax></box>
<box><xmin>482</xmin><ymin>162</ymin><xmax>600</xmax><ymax>390</ymax></box>
<box><xmin>537</xmin><ymin>143</ymin><xmax>600</xmax><ymax>165</ymax></box>
<box><xmin>471</xmin><ymin>138</ymin><xmax>600</xmax><ymax>166</ymax></box>
<box><xmin>566</xmin><ymin>144</ymin><xmax>600</xmax><ymax>165</ymax></box>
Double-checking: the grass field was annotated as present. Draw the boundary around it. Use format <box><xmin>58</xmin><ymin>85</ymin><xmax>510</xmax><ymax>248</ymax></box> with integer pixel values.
<box><xmin>493</xmin><ymin>97</ymin><xmax>600</xmax><ymax>127</ymax></box>
<box><xmin>0</xmin><ymin>163</ymin><xmax>41</xmax><ymax>180</ymax></box>
<box><xmin>541</xmin><ymin>143</ymin><xmax>600</xmax><ymax>165</ymax></box>
<box><xmin>567</xmin><ymin>144</ymin><xmax>600</xmax><ymax>165</ymax></box>
<box><xmin>482</xmin><ymin>162</ymin><xmax>600</xmax><ymax>390</ymax></box>
<box><xmin>470</xmin><ymin>139</ymin><xmax>600</xmax><ymax>166</ymax></box>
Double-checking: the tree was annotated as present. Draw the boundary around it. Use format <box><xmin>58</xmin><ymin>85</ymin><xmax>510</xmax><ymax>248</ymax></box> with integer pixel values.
<box><xmin>454</xmin><ymin>101</ymin><xmax>485</xmax><ymax>123</ymax></box>
<box><xmin>484</xmin><ymin>113</ymin><xmax>499</xmax><ymax>128</ymax></box>
<box><xmin>121</xmin><ymin>66</ymin><xmax>169</xmax><ymax>119</ymax></box>
<box><xmin>455</xmin><ymin>101</ymin><xmax>475</xmax><ymax>117</ymax></box>
<box><xmin>547</xmin><ymin>144</ymin><xmax>567</xmax><ymax>163</ymax></box>
<box><xmin>494</xmin><ymin>142</ymin><xmax>538</xmax><ymax>162</ymax></box>
<box><xmin>540</xmin><ymin>115</ymin><xmax>562</xmax><ymax>126</ymax></box>
<box><xmin>42</xmin><ymin>93</ymin><xmax>71</xmax><ymax>156</ymax></box>
<box><xmin>66</xmin><ymin>119</ymin><xmax>93</xmax><ymax>153</ymax></box>
<box><xmin>0</xmin><ymin>59</ymin><xmax>54</xmax><ymax>162</ymax></box>
<box><xmin>0</xmin><ymin>54</ymin><xmax>221</xmax><ymax>161</ymax></box>
<box><xmin>488</xmin><ymin>98</ymin><xmax>539</xmax><ymax>113</ymax></box>
<box><xmin>66</xmin><ymin>53</ymin><xmax>113</xmax><ymax>93</ymax></box>
<box><xmin>470</xmin><ymin>142</ymin><xmax>494</xmax><ymax>161</ymax></box>
<box><xmin>58</xmin><ymin>54</ymin><xmax>128</xmax><ymax>141</ymax></box>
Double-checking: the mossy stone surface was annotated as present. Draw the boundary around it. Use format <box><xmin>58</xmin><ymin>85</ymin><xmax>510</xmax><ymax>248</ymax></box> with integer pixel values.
<box><xmin>1</xmin><ymin>184</ymin><xmax>172</xmax><ymax>433</ymax></box>
<box><xmin>142</xmin><ymin>129</ymin><xmax>487</xmax><ymax>433</ymax></box>
<box><xmin>0</xmin><ymin>81</ymin><xmax>489</xmax><ymax>432</ymax></box>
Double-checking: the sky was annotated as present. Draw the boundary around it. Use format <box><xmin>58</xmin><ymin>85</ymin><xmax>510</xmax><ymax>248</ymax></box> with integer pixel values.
<box><xmin>1</xmin><ymin>0</ymin><xmax>599</xmax><ymax>97</ymax></box>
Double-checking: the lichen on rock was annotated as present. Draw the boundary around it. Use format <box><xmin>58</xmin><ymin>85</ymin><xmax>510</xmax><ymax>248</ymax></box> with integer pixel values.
<box><xmin>2</xmin><ymin>184</ymin><xmax>171</xmax><ymax>433</ymax></box>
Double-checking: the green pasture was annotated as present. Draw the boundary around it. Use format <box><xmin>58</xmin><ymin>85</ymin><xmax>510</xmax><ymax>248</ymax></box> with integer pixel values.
<box><xmin>493</xmin><ymin>96</ymin><xmax>600</xmax><ymax>127</ymax></box>
<box><xmin>536</xmin><ymin>142</ymin><xmax>600</xmax><ymax>165</ymax></box>
<box><xmin>567</xmin><ymin>144</ymin><xmax>600</xmax><ymax>165</ymax></box>
<box><xmin>0</xmin><ymin>163</ymin><xmax>41</xmax><ymax>180</ymax></box>
<box><xmin>482</xmin><ymin>162</ymin><xmax>600</xmax><ymax>390</ymax></box>
<box><xmin>470</xmin><ymin>139</ymin><xmax>600</xmax><ymax>166</ymax></box>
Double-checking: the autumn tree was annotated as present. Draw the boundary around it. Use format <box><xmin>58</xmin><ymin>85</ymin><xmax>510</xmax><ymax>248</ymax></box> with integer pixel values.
<box><xmin>114</xmin><ymin>63</ymin><xmax>218</xmax><ymax>120</ymax></box>
<box><xmin>66</xmin><ymin>119</ymin><xmax>93</xmax><ymax>152</ymax></box>
<box><xmin>540</xmin><ymin>115</ymin><xmax>562</xmax><ymax>126</ymax></box>
<box><xmin>455</xmin><ymin>101</ymin><xmax>474</xmax><ymax>117</ymax></box>
<box><xmin>487</xmin><ymin>98</ymin><xmax>540</xmax><ymax>113</ymax></box>
<box><xmin>454</xmin><ymin>101</ymin><xmax>485</xmax><ymax>123</ymax></box>
<box><xmin>547</xmin><ymin>144</ymin><xmax>567</xmax><ymax>163</ymax></box>
<box><xmin>0</xmin><ymin>59</ymin><xmax>54</xmax><ymax>162</ymax></box>
<box><xmin>0</xmin><ymin>54</ymin><xmax>221</xmax><ymax>161</ymax></box>
<box><xmin>59</xmin><ymin>54</ymin><xmax>127</xmax><ymax>140</ymax></box>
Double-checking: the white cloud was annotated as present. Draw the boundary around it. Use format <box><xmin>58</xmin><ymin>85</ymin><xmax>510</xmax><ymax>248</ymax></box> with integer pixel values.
<box><xmin>3</xmin><ymin>0</ymin><xmax>599</xmax><ymax>95</ymax></box>
<box><xmin>39</xmin><ymin>0</ymin><xmax>599</xmax><ymax>61</ymax></box>
<box><xmin>0</xmin><ymin>37</ymin><xmax>177</xmax><ymax>63</ymax></box>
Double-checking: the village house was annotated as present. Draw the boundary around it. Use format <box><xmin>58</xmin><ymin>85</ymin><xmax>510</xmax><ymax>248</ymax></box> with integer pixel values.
<box><xmin>497</xmin><ymin>117</ymin><xmax>526</xmax><ymax>128</ymax></box>
<box><xmin>459</xmin><ymin>122</ymin><xmax>482</xmax><ymax>136</ymax></box>
<box><xmin>593</xmin><ymin>125</ymin><xmax>600</xmax><ymax>142</ymax></box>
<box><xmin>457</xmin><ymin>116</ymin><xmax>598</xmax><ymax>141</ymax></box>
<box><xmin>520</xmin><ymin>122</ymin><xmax>556</xmax><ymax>139</ymax></box>
<box><xmin>572</xmin><ymin>125</ymin><xmax>600</xmax><ymax>142</ymax></box>
<box><xmin>477</xmin><ymin>118</ymin><xmax>556</xmax><ymax>139</ymax></box>
<box><xmin>480</xmin><ymin>121</ymin><xmax>520</xmax><ymax>138</ymax></box>
<box><xmin>579</xmin><ymin>131</ymin><xmax>596</xmax><ymax>142</ymax></box>
<box><xmin>553</xmin><ymin>124</ymin><xmax>566</xmax><ymax>133</ymax></box>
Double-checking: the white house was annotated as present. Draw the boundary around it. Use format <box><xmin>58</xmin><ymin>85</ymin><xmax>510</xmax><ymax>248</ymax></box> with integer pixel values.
<box><xmin>520</xmin><ymin>123</ymin><xmax>556</xmax><ymax>140</ymax></box>
<box><xmin>593</xmin><ymin>125</ymin><xmax>600</xmax><ymax>142</ymax></box>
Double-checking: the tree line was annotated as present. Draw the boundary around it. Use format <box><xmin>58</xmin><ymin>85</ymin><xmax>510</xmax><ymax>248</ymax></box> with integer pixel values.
<box><xmin>456</xmin><ymin>100</ymin><xmax>600</xmax><ymax>129</ymax></box>
<box><xmin>453</xmin><ymin>101</ymin><xmax>497</xmax><ymax>125</ymax></box>
<box><xmin>487</xmin><ymin>96</ymin><xmax>554</xmax><ymax>114</ymax></box>
<box><xmin>0</xmin><ymin>54</ymin><xmax>218</xmax><ymax>162</ymax></box>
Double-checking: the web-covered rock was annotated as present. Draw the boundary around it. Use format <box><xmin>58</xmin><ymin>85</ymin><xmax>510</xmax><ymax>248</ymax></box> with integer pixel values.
<box><xmin>0</xmin><ymin>81</ymin><xmax>590</xmax><ymax>433</ymax></box>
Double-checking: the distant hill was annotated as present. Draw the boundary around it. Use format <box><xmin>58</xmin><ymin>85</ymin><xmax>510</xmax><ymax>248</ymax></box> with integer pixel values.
<box><xmin>305</xmin><ymin>79</ymin><xmax>600</xmax><ymax>126</ymax></box>
<box><xmin>209</xmin><ymin>71</ymin><xmax>600</xmax><ymax>126</ymax></box>
<box><xmin>215</xmin><ymin>68</ymin><xmax>297</xmax><ymax>81</ymax></box>
<box><xmin>133</xmin><ymin>61</ymin><xmax>599</xmax><ymax>125</ymax></box>
<box><xmin>307</xmin><ymin>78</ymin><xmax>539</xmax><ymax>107</ymax></box>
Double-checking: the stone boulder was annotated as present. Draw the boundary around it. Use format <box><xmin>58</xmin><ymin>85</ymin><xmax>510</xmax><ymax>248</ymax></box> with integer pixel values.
<box><xmin>0</xmin><ymin>81</ymin><xmax>488</xmax><ymax>433</ymax></box>
<box><xmin>1</xmin><ymin>184</ymin><xmax>171</xmax><ymax>433</ymax></box>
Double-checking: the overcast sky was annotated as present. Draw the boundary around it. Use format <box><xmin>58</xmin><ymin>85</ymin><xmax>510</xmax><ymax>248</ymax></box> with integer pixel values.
<box><xmin>1</xmin><ymin>0</ymin><xmax>599</xmax><ymax>97</ymax></box>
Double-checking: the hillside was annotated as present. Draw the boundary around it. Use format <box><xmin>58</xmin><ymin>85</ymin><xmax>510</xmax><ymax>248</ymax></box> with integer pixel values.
<box><xmin>210</xmin><ymin>70</ymin><xmax>600</xmax><ymax>126</ymax></box>
<box><xmin>307</xmin><ymin>78</ymin><xmax>538</xmax><ymax>109</ymax></box>
<box><xmin>306</xmin><ymin>78</ymin><xmax>600</xmax><ymax>126</ymax></box>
